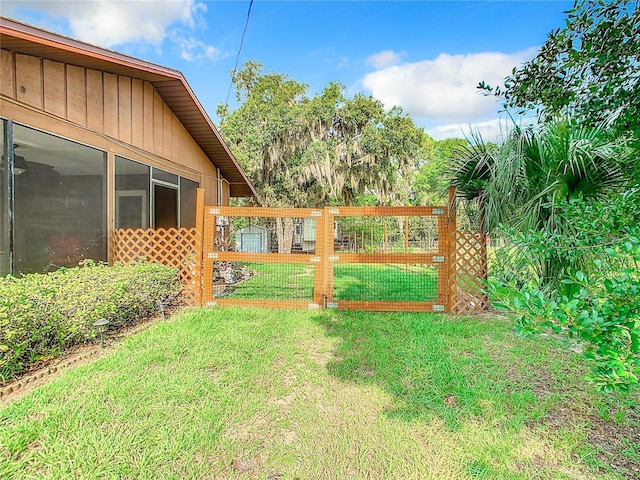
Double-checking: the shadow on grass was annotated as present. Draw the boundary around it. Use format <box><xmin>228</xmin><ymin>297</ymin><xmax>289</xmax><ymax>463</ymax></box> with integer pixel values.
<box><xmin>312</xmin><ymin>310</ymin><xmax>573</xmax><ymax>430</ymax></box>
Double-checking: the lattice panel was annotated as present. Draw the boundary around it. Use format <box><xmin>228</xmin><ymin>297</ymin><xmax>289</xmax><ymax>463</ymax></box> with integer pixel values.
<box><xmin>452</xmin><ymin>231</ymin><xmax>489</xmax><ymax>314</ymax></box>
<box><xmin>112</xmin><ymin>228</ymin><xmax>201</xmax><ymax>305</ymax></box>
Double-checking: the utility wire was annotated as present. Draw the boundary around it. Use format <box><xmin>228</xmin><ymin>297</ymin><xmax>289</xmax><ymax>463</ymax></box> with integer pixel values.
<box><xmin>223</xmin><ymin>0</ymin><xmax>254</xmax><ymax>121</ymax></box>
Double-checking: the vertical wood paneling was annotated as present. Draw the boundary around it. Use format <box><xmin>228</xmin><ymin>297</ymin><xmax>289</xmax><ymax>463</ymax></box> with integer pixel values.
<box><xmin>221</xmin><ymin>180</ymin><xmax>230</xmax><ymax>205</ymax></box>
<box><xmin>43</xmin><ymin>60</ymin><xmax>65</xmax><ymax>118</ymax></box>
<box><xmin>0</xmin><ymin>50</ymin><xmax>15</xmax><ymax>98</ymax></box>
<box><xmin>86</xmin><ymin>69</ymin><xmax>104</xmax><ymax>132</ymax></box>
<box><xmin>153</xmin><ymin>90</ymin><xmax>163</xmax><ymax>155</ymax></box>
<box><xmin>66</xmin><ymin>64</ymin><xmax>86</xmax><ymax>125</ymax></box>
<box><xmin>174</xmin><ymin>120</ymin><xmax>193</xmax><ymax>169</ymax></box>
<box><xmin>131</xmin><ymin>78</ymin><xmax>144</xmax><ymax>147</ymax></box>
<box><xmin>163</xmin><ymin>103</ymin><xmax>172</xmax><ymax>158</ymax></box>
<box><xmin>203</xmin><ymin>175</ymin><xmax>216</xmax><ymax>206</ymax></box>
<box><xmin>118</xmin><ymin>76</ymin><xmax>132</xmax><ymax>144</ymax></box>
<box><xmin>2</xmin><ymin>51</ymin><xmax>236</xmax><ymax>211</ymax></box>
<box><xmin>171</xmin><ymin>115</ymin><xmax>181</xmax><ymax>163</ymax></box>
<box><xmin>143</xmin><ymin>81</ymin><xmax>154</xmax><ymax>151</ymax></box>
<box><xmin>15</xmin><ymin>54</ymin><xmax>42</xmax><ymax>109</ymax></box>
<box><xmin>103</xmin><ymin>72</ymin><xmax>118</xmax><ymax>138</ymax></box>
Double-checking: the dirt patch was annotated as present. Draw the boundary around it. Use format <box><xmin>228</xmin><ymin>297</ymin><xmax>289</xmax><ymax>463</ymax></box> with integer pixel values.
<box><xmin>481</xmin><ymin>332</ymin><xmax>640</xmax><ymax>479</ymax></box>
<box><xmin>585</xmin><ymin>412</ymin><xmax>640</xmax><ymax>479</ymax></box>
<box><xmin>516</xmin><ymin>365</ymin><xmax>640</xmax><ymax>479</ymax></box>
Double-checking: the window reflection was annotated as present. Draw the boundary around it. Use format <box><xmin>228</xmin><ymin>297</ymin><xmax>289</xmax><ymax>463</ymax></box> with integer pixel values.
<box><xmin>115</xmin><ymin>156</ymin><xmax>150</xmax><ymax>229</ymax></box>
<box><xmin>13</xmin><ymin>124</ymin><xmax>107</xmax><ymax>273</ymax></box>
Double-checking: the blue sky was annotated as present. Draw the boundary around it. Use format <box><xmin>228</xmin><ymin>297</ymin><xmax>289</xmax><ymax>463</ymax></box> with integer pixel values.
<box><xmin>1</xmin><ymin>1</ymin><xmax>573</xmax><ymax>140</ymax></box>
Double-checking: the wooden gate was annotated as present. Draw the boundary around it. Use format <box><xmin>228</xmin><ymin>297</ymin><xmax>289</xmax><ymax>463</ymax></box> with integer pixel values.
<box><xmin>112</xmin><ymin>189</ymin><xmax>488</xmax><ymax>313</ymax></box>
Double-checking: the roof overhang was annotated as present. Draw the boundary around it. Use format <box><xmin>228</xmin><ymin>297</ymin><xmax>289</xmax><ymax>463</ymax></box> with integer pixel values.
<box><xmin>0</xmin><ymin>17</ymin><xmax>256</xmax><ymax>198</ymax></box>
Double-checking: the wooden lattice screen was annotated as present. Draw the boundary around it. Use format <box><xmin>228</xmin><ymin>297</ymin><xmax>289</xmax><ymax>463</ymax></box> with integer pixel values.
<box><xmin>112</xmin><ymin>228</ymin><xmax>202</xmax><ymax>305</ymax></box>
<box><xmin>451</xmin><ymin>230</ymin><xmax>489</xmax><ymax>314</ymax></box>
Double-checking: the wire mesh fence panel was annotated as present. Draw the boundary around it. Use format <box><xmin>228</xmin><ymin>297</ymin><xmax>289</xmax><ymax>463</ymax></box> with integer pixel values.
<box><xmin>198</xmin><ymin>205</ymin><xmax>483</xmax><ymax>312</ymax></box>
<box><xmin>218</xmin><ymin>216</ymin><xmax>318</xmax><ymax>254</ymax></box>
<box><xmin>326</xmin><ymin>207</ymin><xmax>449</xmax><ymax>312</ymax></box>
<box><xmin>213</xmin><ymin>262</ymin><xmax>315</xmax><ymax>301</ymax></box>
<box><xmin>333</xmin><ymin>263</ymin><xmax>440</xmax><ymax>302</ymax></box>
<box><xmin>202</xmin><ymin>207</ymin><xmax>324</xmax><ymax>308</ymax></box>
<box><xmin>333</xmin><ymin>215</ymin><xmax>440</xmax><ymax>254</ymax></box>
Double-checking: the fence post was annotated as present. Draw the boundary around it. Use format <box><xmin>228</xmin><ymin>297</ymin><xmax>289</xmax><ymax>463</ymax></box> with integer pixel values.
<box><xmin>447</xmin><ymin>186</ymin><xmax>457</xmax><ymax>313</ymax></box>
<box><xmin>323</xmin><ymin>208</ymin><xmax>335</xmax><ymax>307</ymax></box>
<box><xmin>194</xmin><ymin>188</ymin><xmax>205</xmax><ymax>306</ymax></box>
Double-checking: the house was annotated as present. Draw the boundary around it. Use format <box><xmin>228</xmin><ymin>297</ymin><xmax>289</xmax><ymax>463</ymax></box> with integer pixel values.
<box><xmin>235</xmin><ymin>225</ymin><xmax>270</xmax><ymax>253</ymax></box>
<box><xmin>0</xmin><ymin>17</ymin><xmax>256</xmax><ymax>275</ymax></box>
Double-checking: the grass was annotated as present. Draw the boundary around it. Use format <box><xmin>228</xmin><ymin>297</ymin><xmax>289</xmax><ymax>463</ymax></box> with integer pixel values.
<box><xmin>225</xmin><ymin>263</ymin><xmax>314</xmax><ymax>300</ymax></box>
<box><xmin>226</xmin><ymin>262</ymin><xmax>438</xmax><ymax>302</ymax></box>
<box><xmin>1</xmin><ymin>307</ymin><xmax>638</xmax><ymax>479</ymax></box>
<box><xmin>333</xmin><ymin>263</ymin><xmax>438</xmax><ymax>302</ymax></box>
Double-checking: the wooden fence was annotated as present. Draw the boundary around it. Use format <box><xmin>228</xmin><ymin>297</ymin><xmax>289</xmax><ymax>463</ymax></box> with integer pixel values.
<box><xmin>112</xmin><ymin>188</ymin><xmax>488</xmax><ymax>314</ymax></box>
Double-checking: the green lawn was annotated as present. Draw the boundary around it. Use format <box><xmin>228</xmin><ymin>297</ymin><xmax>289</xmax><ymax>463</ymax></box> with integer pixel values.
<box><xmin>226</xmin><ymin>262</ymin><xmax>439</xmax><ymax>302</ymax></box>
<box><xmin>333</xmin><ymin>263</ymin><xmax>438</xmax><ymax>302</ymax></box>
<box><xmin>224</xmin><ymin>263</ymin><xmax>315</xmax><ymax>300</ymax></box>
<box><xmin>1</xmin><ymin>307</ymin><xmax>638</xmax><ymax>479</ymax></box>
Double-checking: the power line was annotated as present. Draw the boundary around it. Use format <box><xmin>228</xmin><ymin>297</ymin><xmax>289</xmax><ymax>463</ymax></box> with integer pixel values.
<box><xmin>223</xmin><ymin>0</ymin><xmax>254</xmax><ymax>120</ymax></box>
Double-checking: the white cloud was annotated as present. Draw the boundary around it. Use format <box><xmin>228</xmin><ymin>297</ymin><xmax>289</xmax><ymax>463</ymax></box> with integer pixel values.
<box><xmin>362</xmin><ymin>48</ymin><xmax>538</xmax><ymax>124</ymax></box>
<box><xmin>366</xmin><ymin>50</ymin><xmax>405</xmax><ymax>69</ymax></box>
<box><xmin>170</xmin><ymin>31</ymin><xmax>227</xmax><ymax>62</ymax></box>
<box><xmin>2</xmin><ymin>0</ymin><xmax>213</xmax><ymax>53</ymax></box>
<box><xmin>427</xmin><ymin>117</ymin><xmax>537</xmax><ymax>143</ymax></box>
<box><xmin>427</xmin><ymin>119</ymin><xmax>507</xmax><ymax>143</ymax></box>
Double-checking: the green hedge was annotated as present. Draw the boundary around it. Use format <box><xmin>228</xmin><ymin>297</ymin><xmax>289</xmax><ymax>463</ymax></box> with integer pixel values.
<box><xmin>0</xmin><ymin>261</ymin><xmax>180</xmax><ymax>382</ymax></box>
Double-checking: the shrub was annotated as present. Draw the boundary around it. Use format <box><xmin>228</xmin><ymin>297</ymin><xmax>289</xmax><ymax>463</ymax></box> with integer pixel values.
<box><xmin>0</xmin><ymin>261</ymin><xmax>180</xmax><ymax>382</ymax></box>
<box><xmin>489</xmin><ymin>192</ymin><xmax>640</xmax><ymax>391</ymax></box>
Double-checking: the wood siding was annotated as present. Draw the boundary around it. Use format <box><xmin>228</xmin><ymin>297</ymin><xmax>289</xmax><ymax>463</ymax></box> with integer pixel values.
<box><xmin>1</xmin><ymin>49</ymin><xmax>222</xmax><ymax>200</ymax></box>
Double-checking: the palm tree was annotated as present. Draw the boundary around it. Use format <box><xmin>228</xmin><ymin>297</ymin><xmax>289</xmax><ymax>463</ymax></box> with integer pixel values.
<box><xmin>450</xmin><ymin>118</ymin><xmax>631</xmax><ymax>289</ymax></box>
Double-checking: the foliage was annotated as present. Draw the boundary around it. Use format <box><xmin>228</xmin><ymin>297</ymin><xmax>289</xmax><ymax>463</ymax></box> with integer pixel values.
<box><xmin>219</xmin><ymin>62</ymin><xmax>425</xmax><ymax>208</ymax></box>
<box><xmin>450</xmin><ymin>118</ymin><xmax>632</xmax><ymax>287</ymax></box>
<box><xmin>468</xmin><ymin>0</ymin><xmax>640</xmax><ymax>391</ymax></box>
<box><xmin>411</xmin><ymin>137</ymin><xmax>469</xmax><ymax>206</ymax></box>
<box><xmin>489</xmin><ymin>192</ymin><xmax>640</xmax><ymax>391</ymax></box>
<box><xmin>479</xmin><ymin>1</ymin><xmax>640</xmax><ymax>139</ymax></box>
<box><xmin>490</xmin><ymin>237</ymin><xmax>639</xmax><ymax>392</ymax></box>
<box><xmin>0</xmin><ymin>261</ymin><xmax>180</xmax><ymax>382</ymax></box>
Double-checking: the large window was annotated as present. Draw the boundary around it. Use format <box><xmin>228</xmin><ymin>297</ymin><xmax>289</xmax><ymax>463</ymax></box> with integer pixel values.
<box><xmin>116</xmin><ymin>156</ymin><xmax>199</xmax><ymax>230</ymax></box>
<box><xmin>12</xmin><ymin>124</ymin><xmax>107</xmax><ymax>273</ymax></box>
<box><xmin>115</xmin><ymin>156</ymin><xmax>150</xmax><ymax>229</ymax></box>
<box><xmin>180</xmin><ymin>177</ymin><xmax>199</xmax><ymax>228</ymax></box>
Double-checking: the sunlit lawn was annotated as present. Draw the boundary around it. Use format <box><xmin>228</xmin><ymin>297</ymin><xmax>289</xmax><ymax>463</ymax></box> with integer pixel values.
<box><xmin>1</xmin><ymin>307</ymin><xmax>638</xmax><ymax>479</ymax></box>
<box><xmin>226</xmin><ymin>262</ymin><xmax>438</xmax><ymax>302</ymax></box>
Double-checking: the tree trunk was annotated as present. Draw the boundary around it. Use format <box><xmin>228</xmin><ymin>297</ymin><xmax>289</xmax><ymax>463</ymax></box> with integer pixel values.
<box><xmin>275</xmin><ymin>217</ymin><xmax>294</xmax><ymax>253</ymax></box>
